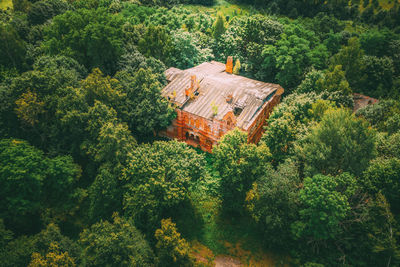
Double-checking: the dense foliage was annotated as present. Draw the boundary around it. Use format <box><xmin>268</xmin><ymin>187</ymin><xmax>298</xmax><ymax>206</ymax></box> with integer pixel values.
<box><xmin>1</xmin><ymin>0</ymin><xmax>400</xmax><ymax>266</ymax></box>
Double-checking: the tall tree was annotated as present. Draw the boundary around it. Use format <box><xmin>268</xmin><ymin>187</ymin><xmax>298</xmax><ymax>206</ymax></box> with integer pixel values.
<box><xmin>43</xmin><ymin>8</ymin><xmax>124</xmax><ymax>74</ymax></box>
<box><xmin>116</xmin><ymin>68</ymin><xmax>175</xmax><ymax>140</ymax></box>
<box><xmin>292</xmin><ymin>172</ymin><xmax>368</xmax><ymax>262</ymax></box>
<box><xmin>362</xmin><ymin>157</ymin><xmax>400</xmax><ymax>212</ymax></box>
<box><xmin>123</xmin><ymin>140</ymin><xmax>206</xmax><ymax>231</ymax></box>
<box><xmin>366</xmin><ymin>193</ymin><xmax>400</xmax><ymax>267</ymax></box>
<box><xmin>212</xmin><ymin>14</ymin><xmax>226</xmax><ymax>40</ymax></box>
<box><xmin>330</xmin><ymin>37</ymin><xmax>366</xmax><ymax>91</ymax></box>
<box><xmin>213</xmin><ymin>128</ymin><xmax>271</xmax><ymax>215</ymax></box>
<box><xmin>293</xmin><ymin>173</ymin><xmax>354</xmax><ymax>241</ymax></box>
<box><xmin>137</xmin><ymin>25</ymin><xmax>173</xmax><ymax>65</ymax></box>
<box><xmin>155</xmin><ymin>218</ymin><xmax>193</xmax><ymax>267</ymax></box>
<box><xmin>317</xmin><ymin>65</ymin><xmax>351</xmax><ymax>95</ymax></box>
<box><xmin>27</xmin><ymin>0</ymin><xmax>70</xmax><ymax>25</ymax></box>
<box><xmin>261</xmin><ymin>92</ymin><xmax>323</xmax><ymax>164</ymax></box>
<box><xmin>29</xmin><ymin>243</ymin><xmax>76</xmax><ymax>267</ymax></box>
<box><xmin>79</xmin><ymin>214</ymin><xmax>154</xmax><ymax>266</ymax></box>
<box><xmin>246</xmin><ymin>161</ymin><xmax>300</xmax><ymax>248</ymax></box>
<box><xmin>0</xmin><ymin>139</ymin><xmax>80</xmax><ymax>233</ymax></box>
<box><xmin>0</xmin><ymin>23</ymin><xmax>26</xmax><ymax>70</ymax></box>
<box><xmin>170</xmin><ymin>30</ymin><xmax>213</xmax><ymax>69</ymax></box>
<box><xmin>297</xmin><ymin>108</ymin><xmax>376</xmax><ymax>176</ymax></box>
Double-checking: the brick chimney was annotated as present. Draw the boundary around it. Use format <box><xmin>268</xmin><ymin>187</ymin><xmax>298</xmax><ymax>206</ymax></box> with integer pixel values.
<box><xmin>226</xmin><ymin>56</ymin><xmax>233</xmax><ymax>74</ymax></box>
<box><xmin>191</xmin><ymin>75</ymin><xmax>197</xmax><ymax>90</ymax></box>
<box><xmin>185</xmin><ymin>75</ymin><xmax>198</xmax><ymax>98</ymax></box>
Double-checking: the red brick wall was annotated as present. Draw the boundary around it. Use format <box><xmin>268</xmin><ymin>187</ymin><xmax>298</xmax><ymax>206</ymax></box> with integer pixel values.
<box><xmin>247</xmin><ymin>93</ymin><xmax>281</xmax><ymax>144</ymax></box>
<box><xmin>160</xmin><ymin>93</ymin><xmax>281</xmax><ymax>152</ymax></box>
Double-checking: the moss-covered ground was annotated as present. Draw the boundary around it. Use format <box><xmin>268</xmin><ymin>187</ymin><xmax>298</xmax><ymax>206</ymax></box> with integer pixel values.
<box><xmin>0</xmin><ymin>0</ymin><xmax>12</xmax><ymax>10</ymax></box>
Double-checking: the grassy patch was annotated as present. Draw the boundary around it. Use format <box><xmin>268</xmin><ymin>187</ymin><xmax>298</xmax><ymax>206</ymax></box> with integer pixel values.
<box><xmin>185</xmin><ymin>0</ymin><xmax>253</xmax><ymax>18</ymax></box>
<box><xmin>358</xmin><ymin>0</ymin><xmax>399</xmax><ymax>13</ymax></box>
<box><xmin>0</xmin><ymin>0</ymin><xmax>12</xmax><ymax>10</ymax></box>
<box><xmin>379</xmin><ymin>0</ymin><xmax>399</xmax><ymax>10</ymax></box>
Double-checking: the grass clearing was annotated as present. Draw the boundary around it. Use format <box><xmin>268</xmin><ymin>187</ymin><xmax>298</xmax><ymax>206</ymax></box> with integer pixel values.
<box><xmin>378</xmin><ymin>0</ymin><xmax>399</xmax><ymax>9</ymax></box>
<box><xmin>0</xmin><ymin>0</ymin><xmax>12</xmax><ymax>10</ymax></box>
<box><xmin>358</xmin><ymin>0</ymin><xmax>399</xmax><ymax>13</ymax></box>
<box><xmin>186</xmin><ymin>0</ymin><xmax>253</xmax><ymax>18</ymax></box>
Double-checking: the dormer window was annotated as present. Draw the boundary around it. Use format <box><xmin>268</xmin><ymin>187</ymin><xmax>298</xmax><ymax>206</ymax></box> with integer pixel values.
<box><xmin>234</xmin><ymin>107</ymin><xmax>243</xmax><ymax>116</ymax></box>
<box><xmin>227</xmin><ymin>117</ymin><xmax>232</xmax><ymax>127</ymax></box>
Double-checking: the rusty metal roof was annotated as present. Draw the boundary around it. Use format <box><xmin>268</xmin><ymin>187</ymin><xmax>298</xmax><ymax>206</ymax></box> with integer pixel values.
<box><xmin>353</xmin><ymin>93</ymin><xmax>378</xmax><ymax>112</ymax></box>
<box><xmin>162</xmin><ymin>61</ymin><xmax>283</xmax><ymax>130</ymax></box>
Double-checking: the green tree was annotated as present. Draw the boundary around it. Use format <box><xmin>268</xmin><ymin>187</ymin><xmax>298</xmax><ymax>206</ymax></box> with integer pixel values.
<box><xmin>317</xmin><ymin>65</ymin><xmax>351</xmax><ymax>95</ymax></box>
<box><xmin>170</xmin><ymin>30</ymin><xmax>213</xmax><ymax>69</ymax></box>
<box><xmin>32</xmin><ymin>223</ymin><xmax>81</xmax><ymax>265</ymax></box>
<box><xmin>261</xmin><ymin>26</ymin><xmax>326</xmax><ymax>90</ymax></box>
<box><xmin>116</xmin><ymin>68</ymin><xmax>175</xmax><ymax>140</ymax></box>
<box><xmin>366</xmin><ymin>193</ymin><xmax>400</xmax><ymax>267</ymax></box>
<box><xmin>292</xmin><ymin>173</ymin><xmax>359</xmax><ymax>242</ymax></box>
<box><xmin>123</xmin><ymin>140</ymin><xmax>206</xmax><ymax>231</ymax></box>
<box><xmin>246</xmin><ymin>160</ymin><xmax>300</xmax><ymax>248</ymax></box>
<box><xmin>34</xmin><ymin>223</ymin><xmax>81</xmax><ymax>260</ymax></box>
<box><xmin>0</xmin><ymin>139</ymin><xmax>80</xmax><ymax>233</ymax></box>
<box><xmin>0</xmin><ymin>139</ymin><xmax>47</xmax><ymax>233</ymax></box>
<box><xmin>261</xmin><ymin>92</ymin><xmax>322</xmax><ymax>164</ymax></box>
<box><xmin>330</xmin><ymin>37</ymin><xmax>366</xmax><ymax>91</ymax></box>
<box><xmin>356</xmin><ymin>99</ymin><xmax>400</xmax><ymax>132</ymax></box>
<box><xmin>0</xmin><ymin>219</ymin><xmax>13</xmax><ymax>249</ymax></box>
<box><xmin>1</xmin><ymin>223</ymin><xmax>80</xmax><ymax>267</ymax></box>
<box><xmin>43</xmin><ymin>8</ymin><xmax>124</xmax><ymax>74</ymax></box>
<box><xmin>295</xmin><ymin>70</ymin><xmax>324</xmax><ymax>94</ymax></box>
<box><xmin>377</xmin><ymin>132</ymin><xmax>400</xmax><ymax>158</ymax></box>
<box><xmin>33</xmin><ymin>55</ymin><xmax>87</xmax><ymax>78</ymax></box>
<box><xmin>212</xmin><ymin>13</ymin><xmax>226</xmax><ymax>40</ymax></box>
<box><xmin>12</xmin><ymin>0</ymin><xmax>31</xmax><ymax>12</ymax></box>
<box><xmin>80</xmin><ymin>68</ymin><xmax>124</xmax><ymax>108</ymax></box>
<box><xmin>0</xmin><ymin>23</ymin><xmax>26</xmax><ymax>70</ymax></box>
<box><xmin>27</xmin><ymin>0</ymin><xmax>70</xmax><ymax>25</ymax></box>
<box><xmin>298</xmin><ymin>108</ymin><xmax>376</xmax><ymax>176</ymax></box>
<box><xmin>138</xmin><ymin>25</ymin><xmax>173</xmax><ymax>65</ymax></box>
<box><xmin>308</xmin><ymin>99</ymin><xmax>336</xmax><ymax>122</ymax></box>
<box><xmin>83</xmin><ymin>102</ymin><xmax>137</xmax><ymax>223</ymax></box>
<box><xmin>1</xmin><ymin>58</ymin><xmax>82</xmax><ymax>150</ymax></box>
<box><xmin>0</xmin><ymin>235</ymin><xmax>36</xmax><ymax>267</ymax></box>
<box><xmin>359</xmin><ymin>29</ymin><xmax>396</xmax><ymax>57</ymax></box>
<box><xmin>81</xmin><ymin>101</ymin><xmax>119</xmax><ymax>159</ymax></box>
<box><xmin>29</xmin><ymin>243</ymin><xmax>76</xmax><ymax>267</ymax></box>
<box><xmin>43</xmin><ymin>155</ymin><xmax>81</xmax><ymax>211</ymax></box>
<box><xmin>82</xmin><ymin>99</ymin><xmax>136</xmax><ymax>166</ymax></box>
<box><xmin>93</xmin><ymin>121</ymin><xmax>136</xmax><ymax>165</ymax></box>
<box><xmin>117</xmin><ymin>48</ymin><xmax>166</xmax><ymax>84</ymax></box>
<box><xmin>233</xmin><ymin>59</ymin><xmax>241</xmax><ymax>74</ymax></box>
<box><xmin>15</xmin><ymin>91</ymin><xmax>45</xmax><ymax>126</ymax></box>
<box><xmin>385</xmin><ymin>114</ymin><xmax>400</xmax><ymax>135</ymax></box>
<box><xmin>88</xmin><ymin>164</ymin><xmax>123</xmax><ymax>223</ymax></box>
<box><xmin>361</xmin><ymin>56</ymin><xmax>395</xmax><ymax>98</ymax></box>
<box><xmin>155</xmin><ymin>218</ymin><xmax>193</xmax><ymax>267</ymax></box>
<box><xmin>362</xmin><ymin>157</ymin><xmax>400</xmax><ymax>211</ymax></box>
<box><xmin>213</xmin><ymin>128</ymin><xmax>271</xmax><ymax>215</ymax></box>
<box><xmin>215</xmin><ymin>14</ymin><xmax>283</xmax><ymax>74</ymax></box>
<box><xmin>79</xmin><ymin>214</ymin><xmax>154</xmax><ymax>267</ymax></box>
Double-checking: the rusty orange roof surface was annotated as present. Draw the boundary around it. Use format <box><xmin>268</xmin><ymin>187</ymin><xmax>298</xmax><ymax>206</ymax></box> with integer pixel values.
<box><xmin>162</xmin><ymin>61</ymin><xmax>283</xmax><ymax>130</ymax></box>
<box><xmin>353</xmin><ymin>93</ymin><xmax>379</xmax><ymax>112</ymax></box>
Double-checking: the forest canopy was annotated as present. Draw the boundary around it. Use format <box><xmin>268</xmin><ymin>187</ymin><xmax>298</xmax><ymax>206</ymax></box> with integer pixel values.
<box><xmin>1</xmin><ymin>0</ymin><xmax>400</xmax><ymax>266</ymax></box>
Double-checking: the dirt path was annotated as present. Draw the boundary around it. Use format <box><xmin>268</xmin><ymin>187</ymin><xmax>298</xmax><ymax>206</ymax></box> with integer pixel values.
<box><xmin>191</xmin><ymin>241</ymin><xmax>282</xmax><ymax>266</ymax></box>
<box><xmin>214</xmin><ymin>255</ymin><xmax>242</xmax><ymax>267</ymax></box>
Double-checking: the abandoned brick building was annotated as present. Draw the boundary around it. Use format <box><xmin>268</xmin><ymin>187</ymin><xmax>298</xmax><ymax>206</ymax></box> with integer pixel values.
<box><xmin>160</xmin><ymin>57</ymin><xmax>284</xmax><ymax>152</ymax></box>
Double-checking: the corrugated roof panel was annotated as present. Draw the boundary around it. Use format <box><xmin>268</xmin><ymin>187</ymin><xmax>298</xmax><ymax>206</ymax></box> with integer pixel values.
<box><xmin>163</xmin><ymin>61</ymin><xmax>282</xmax><ymax>129</ymax></box>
